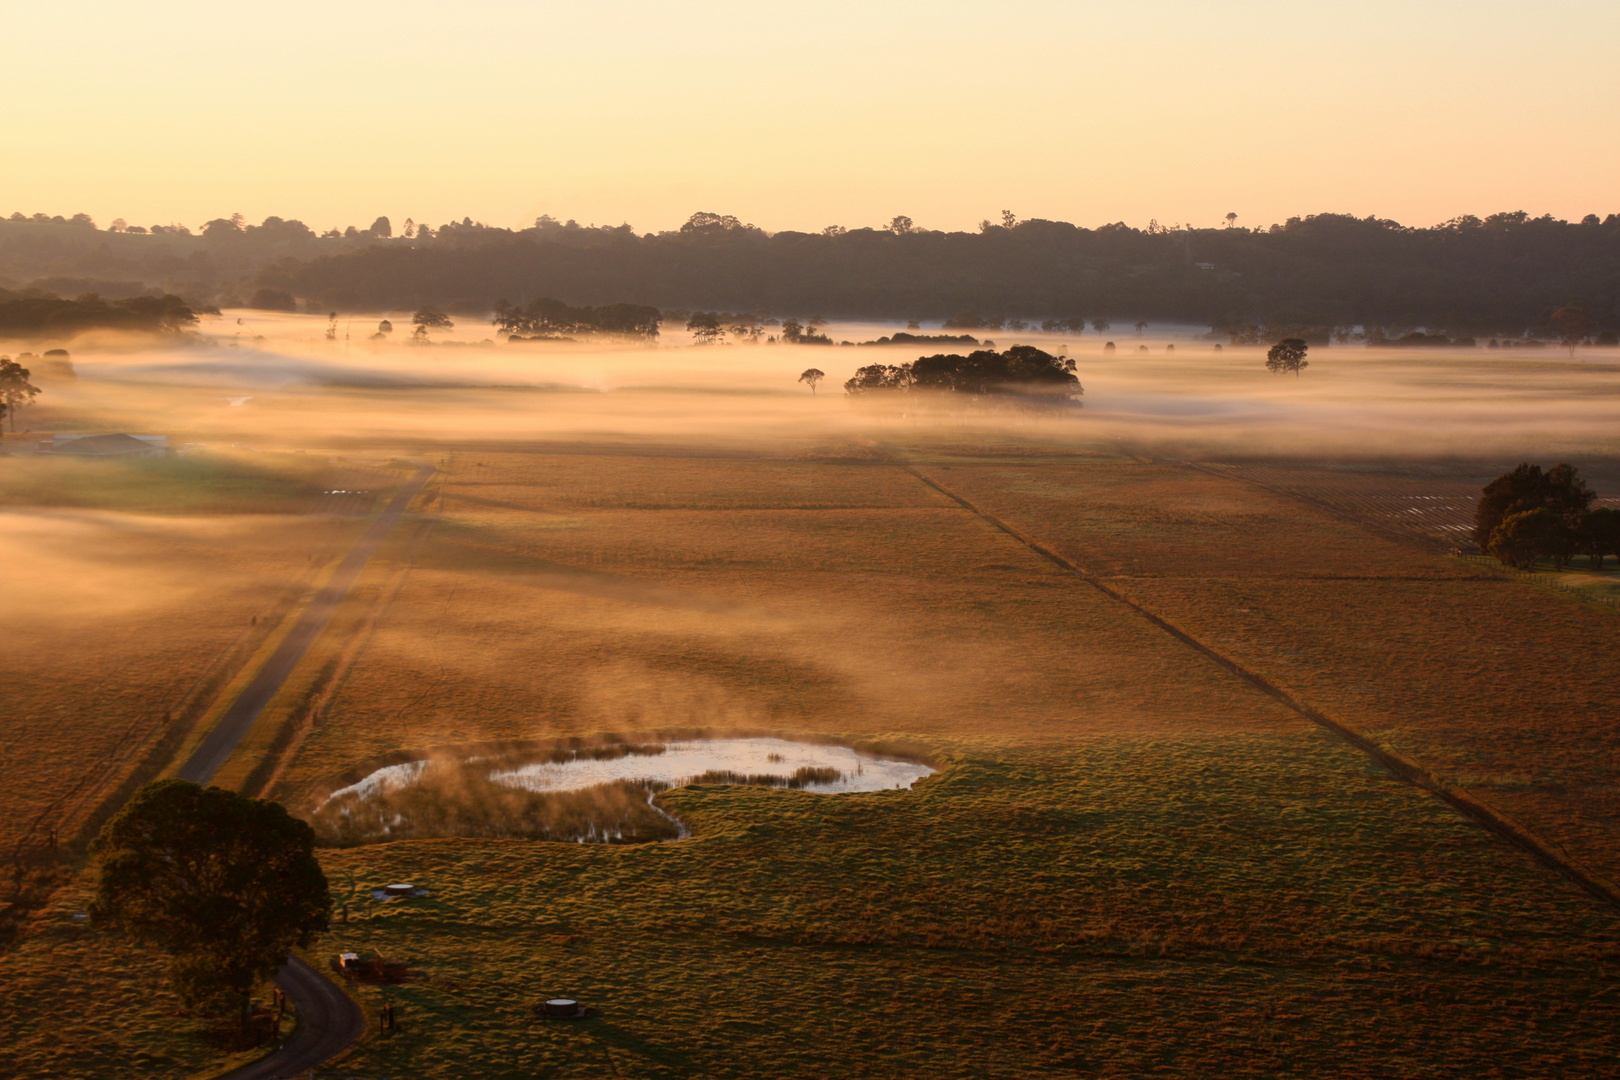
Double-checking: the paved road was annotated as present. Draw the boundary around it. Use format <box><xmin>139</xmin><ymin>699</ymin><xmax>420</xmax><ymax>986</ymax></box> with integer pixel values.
<box><xmin>184</xmin><ymin>464</ymin><xmax>434</xmax><ymax>1079</ymax></box>
<box><xmin>221</xmin><ymin>956</ymin><xmax>369</xmax><ymax>1080</ymax></box>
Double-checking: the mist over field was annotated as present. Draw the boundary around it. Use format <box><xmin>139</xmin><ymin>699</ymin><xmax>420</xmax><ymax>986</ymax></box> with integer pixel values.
<box><xmin>19</xmin><ymin>311</ymin><xmax>1620</xmax><ymax>462</ymax></box>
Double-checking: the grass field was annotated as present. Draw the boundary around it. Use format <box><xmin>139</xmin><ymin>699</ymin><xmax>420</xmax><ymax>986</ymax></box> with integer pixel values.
<box><xmin>7</xmin><ymin>331</ymin><xmax>1620</xmax><ymax>1077</ymax></box>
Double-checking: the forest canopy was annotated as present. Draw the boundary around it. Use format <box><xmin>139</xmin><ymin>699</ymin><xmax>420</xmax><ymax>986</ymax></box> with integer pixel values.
<box><xmin>3</xmin><ymin>210</ymin><xmax>1619</xmax><ymax>336</ymax></box>
<box><xmin>0</xmin><ymin>290</ymin><xmax>197</xmax><ymax>336</ymax></box>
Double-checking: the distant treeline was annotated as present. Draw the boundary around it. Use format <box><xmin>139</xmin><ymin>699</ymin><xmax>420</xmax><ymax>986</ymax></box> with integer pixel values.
<box><xmin>0</xmin><ymin>290</ymin><xmax>197</xmax><ymax>336</ymax></box>
<box><xmin>4</xmin><ymin>209</ymin><xmax>1620</xmax><ymax>337</ymax></box>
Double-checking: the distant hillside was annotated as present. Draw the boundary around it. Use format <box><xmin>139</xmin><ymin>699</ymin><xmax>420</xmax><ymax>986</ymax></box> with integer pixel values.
<box><xmin>2</xmin><ymin>210</ymin><xmax>1617</xmax><ymax>338</ymax></box>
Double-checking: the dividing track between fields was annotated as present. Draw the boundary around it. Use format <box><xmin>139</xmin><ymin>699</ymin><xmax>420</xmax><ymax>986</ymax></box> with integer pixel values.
<box><xmin>891</xmin><ymin>456</ymin><xmax>1620</xmax><ymax>911</ymax></box>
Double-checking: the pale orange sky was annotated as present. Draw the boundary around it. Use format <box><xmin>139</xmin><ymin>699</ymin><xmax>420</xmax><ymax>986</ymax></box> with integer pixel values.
<box><xmin>10</xmin><ymin>0</ymin><xmax>1618</xmax><ymax>234</ymax></box>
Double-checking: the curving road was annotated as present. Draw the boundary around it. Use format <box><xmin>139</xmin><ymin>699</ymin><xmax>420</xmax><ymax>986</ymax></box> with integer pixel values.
<box><xmin>188</xmin><ymin>465</ymin><xmax>434</xmax><ymax>1078</ymax></box>
<box><xmin>220</xmin><ymin>956</ymin><xmax>368</xmax><ymax>1080</ymax></box>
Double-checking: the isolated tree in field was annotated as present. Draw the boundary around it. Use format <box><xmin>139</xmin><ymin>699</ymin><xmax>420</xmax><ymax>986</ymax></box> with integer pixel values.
<box><xmin>91</xmin><ymin>780</ymin><xmax>330</xmax><ymax>1029</ymax></box>
<box><xmin>377</xmin><ymin>319</ymin><xmax>393</xmax><ymax>335</ymax></box>
<box><xmin>411</xmin><ymin>307</ymin><xmax>453</xmax><ymax>341</ymax></box>
<box><xmin>1090</xmin><ymin>317</ymin><xmax>1110</xmax><ymax>335</ymax></box>
<box><xmin>1135</xmin><ymin>320</ymin><xmax>1148</xmax><ymax>335</ymax></box>
<box><xmin>0</xmin><ymin>357</ymin><xmax>41</xmax><ymax>433</ymax></box>
<box><xmin>1265</xmin><ymin>338</ymin><xmax>1309</xmax><ymax>376</ymax></box>
<box><xmin>1549</xmin><ymin>305</ymin><xmax>1595</xmax><ymax>357</ymax></box>
<box><xmin>799</xmin><ymin>368</ymin><xmax>825</xmax><ymax>393</ymax></box>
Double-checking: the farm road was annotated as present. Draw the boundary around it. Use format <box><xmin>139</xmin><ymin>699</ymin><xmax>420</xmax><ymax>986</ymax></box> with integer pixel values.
<box><xmin>178</xmin><ymin>464</ymin><xmax>434</xmax><ymax>785</ymax></box>
<box><xmin>181</xmin><ymin>464</ymin><xmax>433</xmax><ymax>1080</ymax></box>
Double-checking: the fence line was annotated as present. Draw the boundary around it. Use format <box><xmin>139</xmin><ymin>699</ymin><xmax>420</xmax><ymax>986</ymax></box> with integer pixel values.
<box><xmin>1454</xmin><ymin>552</ymin><xmax>1619</xmax><ymax>610</ymax></box>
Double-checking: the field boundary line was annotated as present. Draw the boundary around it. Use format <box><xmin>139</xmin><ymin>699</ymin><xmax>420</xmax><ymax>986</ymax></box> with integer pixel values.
<box><xmin>888</xmin><ymin>454</ymin><xmax>1620</xmax><ymax>911</ymax></box>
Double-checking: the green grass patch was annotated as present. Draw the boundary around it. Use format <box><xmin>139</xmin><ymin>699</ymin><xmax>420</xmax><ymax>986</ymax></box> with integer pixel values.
<box><xmin>0</xmin><ymin>452</ymin><xmax>331</xmax><ymax>514</ymax></box>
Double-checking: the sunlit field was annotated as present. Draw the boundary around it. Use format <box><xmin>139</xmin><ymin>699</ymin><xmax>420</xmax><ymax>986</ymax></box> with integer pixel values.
<box><xmin>4</xmin><ymin>314</ymin><xmax>1620</xmax><ymax>1078</ymax></box>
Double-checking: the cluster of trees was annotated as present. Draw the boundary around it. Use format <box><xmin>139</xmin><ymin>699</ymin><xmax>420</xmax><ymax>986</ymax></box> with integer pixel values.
<box><xmin>90</xmin><ymin>781</ymin><xmax>330</xmax><ymax>1032</ymax></box>
<box><xmin>1474</xmin><ymin>464</ymin><xmax>1620</xmax><ymax>570</ymax></box>
<box><xmin>493</xmin><ymin>296</ymin><xmax>661</xmax><ymax>339</ymax></box>
<box><xmin>7</xmin><ymin>209</ymin><xmax>1620</xmax><ymax>336</ymax></box>
<box><xmin>856</xmin><ymin>331</ymin><xmax>981</xmax><ymax>348</ymax></box>
<box><xmin>844</xmin><ymin>345</ymin><xmax>1082</xmax><ymax>400</ymax></box>
<box><xmin>0</xmin><ymin>291</ymin><xmax>197</xmax><ymax>336</ymax></box>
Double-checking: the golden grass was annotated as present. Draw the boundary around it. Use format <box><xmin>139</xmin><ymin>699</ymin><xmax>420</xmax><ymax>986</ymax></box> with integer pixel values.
<box><xmin>11</xmin><ymin>440</ymin><xmax>1620</xmax><ymax>1077</ymax></box>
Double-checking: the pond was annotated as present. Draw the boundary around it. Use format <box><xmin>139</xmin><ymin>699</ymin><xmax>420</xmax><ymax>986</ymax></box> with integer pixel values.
<box><xmin>313</xmin><ymin>737</ymin><xmax>934</xmax><ymax>846</ymax></box>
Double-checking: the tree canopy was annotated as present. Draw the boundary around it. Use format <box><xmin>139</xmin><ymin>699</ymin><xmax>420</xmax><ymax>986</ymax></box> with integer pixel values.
<box><xmin>90</xmin><ymin>780</ymin><xmax>331</xmax><ymax>1021</ymax></box>
<box><xmin>1265</xmin><ymin>337</ymin><xmax>1309</xmax><ymax>376</ymax></box>
<box><xmin>0</xmin><ymin>356</ymin><xmax>41</xmax><ymax>432</ymax></box>
<box><xmin>7</xmin><ymin>209</ymin><xmax>1620</xmax><ymax>335</ymax></box>
<box><xmin>0</xmin><ymin>291</ymin><xmax>196</xmax><ymax>336</ymax></box>
<box><xmin>494</xmin><ymin>296</ymin><xmax>661</xmax><ymax>339</ymax></box>
<box><xmin>845</xmin><ymin>345</ymin><xmax>1082</xmax><ymax>401</ymax></box>
<box><xmin>1474</xmin><ymin>463</ymin><xmax>1601</xmax><ymax>569</ymax></box>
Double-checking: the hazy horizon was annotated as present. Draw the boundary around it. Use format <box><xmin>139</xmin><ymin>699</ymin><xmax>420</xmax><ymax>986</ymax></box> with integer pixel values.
<box><xmin>11</xmin><ymin>0</ymin><xmax>1619</xmax><ymax>235</ymax></box>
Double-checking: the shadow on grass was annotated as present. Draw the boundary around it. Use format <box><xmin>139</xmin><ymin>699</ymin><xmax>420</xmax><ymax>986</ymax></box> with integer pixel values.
<box><xmin>584</xmin><ymin>1017</ymin><xmax>696</xmax><ymax>1069</ymax></box>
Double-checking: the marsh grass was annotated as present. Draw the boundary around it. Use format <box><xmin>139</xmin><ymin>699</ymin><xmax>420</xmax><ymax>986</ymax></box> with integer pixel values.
<box><xmin>688</xmin><ymin>766</ymin><xmax>842</xmax><ymax>788</ymax></box>
<box><xmin>314</xmin><ymin>774</ymin><xmax>680</xmax><ymax>846</ymax></box>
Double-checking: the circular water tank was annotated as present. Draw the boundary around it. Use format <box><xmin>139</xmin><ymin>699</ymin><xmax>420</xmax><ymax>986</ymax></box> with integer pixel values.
<box><xmin>544</xmin><ymin>998</ymin><xmax>579</xmax><ymax>1018</ymax></box>
<box><xmin>383</xmin><ymin>883</ymin><xmax>415</xmax><ymax>896</ymax></box>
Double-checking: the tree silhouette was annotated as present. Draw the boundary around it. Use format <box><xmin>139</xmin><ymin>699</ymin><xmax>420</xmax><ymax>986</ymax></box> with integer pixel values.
<box><xmin>369</xmin><ymin>216</ymin><xmax>392</xmax><ymax>238</ymax></box>
<box><xmin>1489</xmin><ymin>507</ymin><xmax>1564</xmax><ymax>570</ymax></box>
<box><xmin>799</xmin><ymin>368</ymin><xmax>825</xmax><ymax>393</ymax></box>
<box><xmin>1134</xmin><ymin>320</ymin><xmax>1148</xmax><ymax>334</ymax></box>
<box><xmin>1474</xmin><ymin>462</ymin><xmax>1593</xmax><ymax>563</ymax></box>
<box><xmin>888</xmin><ymin>216</ymin><xmax>914</xmax><ymax>235</ymax></box>
<box><xmin>1225</xmin><ymin>212</ymin><xmax>1238</xmax><ymax>228</ymax></box>
<box><xmin>1091</xmin><ymin>317</ymin><xmax>1110</xmax><ymax>335</ymax></box>
<box><xmin>686</xmin><ymin>311</ymin><xmax>723</xmax><ymax>344</ymax></box>
<box><xmin>411</xmin><ymin>307</ymin><xmax>453</xmax><ymax>341</ymax></box>
<box><xmin>91</xmin><ymin>780</ymin><xmax>330</xmax><ymax>1029</ymax></box>
<box><xmin>0</xmin><ymin>356</ymin><xmax>41</xmax><ymax>433</ymax></box>
<box><xmin>1577</xmin><ymin>506</ymin><xmax>1620</xmax><ymax>570</ymax></box>
<box><xmin>1265</xmin><ymin>338</ymin><xmax>1309</xmax><ymax>376</ymax></box>
<box><xmin>1549</xmin><ymin>305</ymin><xmax>1595</xmax><ymax>357</ymax></box>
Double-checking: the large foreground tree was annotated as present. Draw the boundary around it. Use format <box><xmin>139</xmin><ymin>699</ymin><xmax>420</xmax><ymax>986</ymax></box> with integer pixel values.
<box><xmin>90</xmin><ymin>780</ymin><xmax>331</xmax><ymax>1027</ymax></box>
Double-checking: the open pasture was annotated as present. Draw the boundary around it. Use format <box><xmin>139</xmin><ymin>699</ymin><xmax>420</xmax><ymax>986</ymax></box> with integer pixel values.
<box><xmin>253</xmin><ymin>442</ymin><xmax>1620</xmax><ymax>1077</ymax></box>
<box><xmin>6</xmin><ymin>325</ymin><xmax>1620</xmax><ymax>1077</ymax></box>
<box><xmin>903</xmin><ymin>455</ymin><xmax>1620</xmax><ymax>888</ymax></box>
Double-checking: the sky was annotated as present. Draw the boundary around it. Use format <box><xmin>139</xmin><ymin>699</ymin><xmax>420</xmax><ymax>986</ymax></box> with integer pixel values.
<box><xmin>8</xmin><ymin>0</ymin><xmax>1618</xmax><ymax>235</ymax></box>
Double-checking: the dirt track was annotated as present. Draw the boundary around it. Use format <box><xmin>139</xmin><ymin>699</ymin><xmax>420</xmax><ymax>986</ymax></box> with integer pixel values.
<box><xmin>185</xmin><ymin>464</ymin><xmax>434</xmax><ymax>1078</ymax></box>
